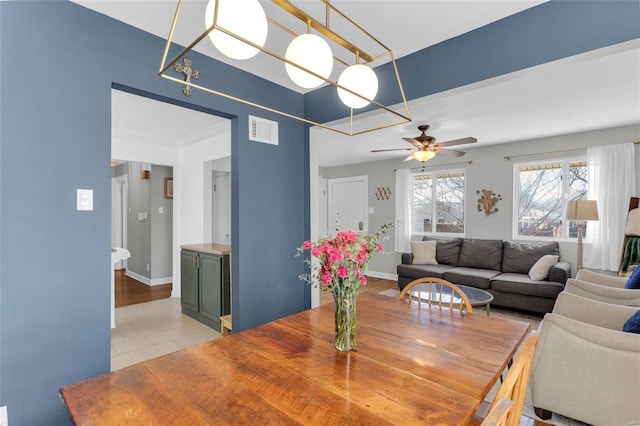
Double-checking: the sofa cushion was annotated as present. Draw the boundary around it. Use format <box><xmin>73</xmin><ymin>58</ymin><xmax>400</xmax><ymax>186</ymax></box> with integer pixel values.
<box><xmin>458</xmin><ymin>239</ymin><xmax>503</xmax><ymax>270</ymax></box>
<box><xmin>491</xmin><ymin>273</ymin><xmax>564</xmax><ymax>299</ymax></box>
<box><xmin>502</xmin><ymin>241</ymin><xmax>560</xmax><ymax>274</ymax></box>
<box><xmin>422</xmin><ymin>236</ymin><xmax>462</xmax><ymax>266</ymax></box>
<box><xmin>397</xmin><ymin>263</ymin><xmax>455</xmax><ymax>280</ymax></box>
<box><xmin>623</xmin><ymin>309</ymin><xmax>640</xmax><ymax>333</ymax></box>
<box><xmin>528</xmin><ymin>255</ymin><xmax>560</xmax><ymax>280</ymax></box>
<box><xmin>410</xmin><ymin>240</ymin><xmax>437</xmax><ymax>265</ymax></box>
<box><xmin>443</xmin><ymin>267</ymin><xmax>500</xmax><ymax>290</ymax></box>
<box><xmin>625</xmin><ymin>267</ymin><xmax>640</xmax><ymax>289</ymax></box>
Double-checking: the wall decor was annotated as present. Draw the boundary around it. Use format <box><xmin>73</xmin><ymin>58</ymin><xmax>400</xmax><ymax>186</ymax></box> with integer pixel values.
<box><xmin>164</xmin><ymin>177</ymin><xmax>174</xmax><ymax>199</ymax></box>
<box><xmin>173</xmin><ymin>57</ymin><xmax>200</xmax><ymax>97</ymax></box>
<box><xmin>477</xmin><ymin>189</ymin><xmax>501</xmax><ymax>216</ymax></box>
<box><xmin>375</xmin><ymin>187</ymin><xmax>391</xmax><ymax>200</ymax></box>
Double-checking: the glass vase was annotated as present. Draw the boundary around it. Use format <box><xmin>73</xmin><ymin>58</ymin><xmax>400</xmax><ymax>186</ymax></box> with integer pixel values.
<box><xmin>333</xmin><ymin>285</ymin><xmax>357</xmax><ymax>351</ymax></box>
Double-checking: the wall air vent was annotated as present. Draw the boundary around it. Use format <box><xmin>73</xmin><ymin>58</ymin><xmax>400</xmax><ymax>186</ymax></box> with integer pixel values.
<box><xmin>249</xmin><ymin>115</ymin><xmax>278</xmax><ymax>145</ymax></box>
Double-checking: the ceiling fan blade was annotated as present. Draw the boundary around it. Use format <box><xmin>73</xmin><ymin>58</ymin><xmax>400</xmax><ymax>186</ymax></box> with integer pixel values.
<box><xmin>404</xmin><ymin>155</ymin><xmax>414</xmax><ymax>162</ymax></box>
<box><xmin>436</xmin><ymin>147</ymin><xmax>466</xmax><ymax>157</ymax></box>
<box><xmin>371</xmin><ymin>148</ymin><xmax>412</xmax><ymax>153</ymax></box>
<box><xmin>402</xmin><ymin>137</ymin><xmax>424</xmax><ymax>149</ymax></box>
<box><xmin>437</xmin><ymin>137</ymin><xmax>477</xmax><ymax>147</ymax></box>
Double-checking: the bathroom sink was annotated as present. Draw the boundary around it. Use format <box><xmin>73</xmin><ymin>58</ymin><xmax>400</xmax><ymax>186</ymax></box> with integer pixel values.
<box><xmin>111</xmin><ymin>247</ymin><xmax>131</xmax><ymax>264</ymax></box>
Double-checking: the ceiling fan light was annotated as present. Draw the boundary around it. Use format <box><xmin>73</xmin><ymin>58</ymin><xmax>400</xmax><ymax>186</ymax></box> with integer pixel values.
<box><xmin>205</xmin><ymin>0</ymin><xmax>268</xmax><ymax>60</ymax></box>
<box><xmin>285</xmin><ymin>34</ymin><xmax>333</xmax><ymax>89</ymax></box>
<box><xmin>412</xmin><ymin>150</ymin><xmax>436</xmax><ymax>162</ymax></box>
<box><xmin>337</xmin><ymin>64</ymin><xmax>378</xmax><ymax>108</ymax></box>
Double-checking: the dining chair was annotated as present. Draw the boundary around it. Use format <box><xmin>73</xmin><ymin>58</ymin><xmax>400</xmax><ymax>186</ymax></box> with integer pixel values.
<box><xmin>480</xmin><ymin>397</ymin><xmax>514</xmax><ymax>426</ymax></box>
<box><xmin>471</xmin><ymin>330</ymin><xmax>540</xmax><ymax>426</ymax></box>
<box><xmin>399</xmin><ymin>277</ymin><xmax>473</xmax><ymax>314</ymax></box>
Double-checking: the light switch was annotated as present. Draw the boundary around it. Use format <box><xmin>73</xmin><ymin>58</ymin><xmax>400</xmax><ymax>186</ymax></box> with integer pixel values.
<box><xmin>159</xmin><ymin>207</ymin><xmax>164</xmax><ymax>214</ymax></box>
<box><xmin>77</xmin><ymin>189</ymin><xmax>93</xmax><ymax>211</ymax></box>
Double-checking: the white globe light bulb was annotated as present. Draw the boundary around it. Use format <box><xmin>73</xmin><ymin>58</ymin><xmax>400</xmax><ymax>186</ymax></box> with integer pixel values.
<box><xmin>205</xmin><ymin>0</ymin><xmax>268</xmax><ymax>60</ymax></box>
<box><xmin>285</xmin><ymin>34</ymin><xmax>333</xmax><ymax>89</ymax></box>
<box><xmin>337</xmin><ymin>64</ymin><xmax>378</xmax><ymax>108</ymax></box>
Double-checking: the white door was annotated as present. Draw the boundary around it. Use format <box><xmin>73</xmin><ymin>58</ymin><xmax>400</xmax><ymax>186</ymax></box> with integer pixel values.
<box><xmin>212</xmin><ymin>172</ymin><xmax>231</xmax><ymax>245</ymax></box>
<box><xmin>328</xmin><ymin>176</ymin><xmax>368</xmax><ymax>235</ymax></box>
<box><xmin>318</xmin><ymin>178</ymin><xmax>328</xmax><ymax>237</ymax></box>
<box><xmin>111</xmin><ymin>175</ymin><xmax>128</xmax><ymax>270</ymax></box>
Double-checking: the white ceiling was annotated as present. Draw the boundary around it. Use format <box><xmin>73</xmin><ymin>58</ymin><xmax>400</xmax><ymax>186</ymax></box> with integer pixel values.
<box><xmin>79</xmin><ymin>1</ymin><xmax>640</xmax><ymax>167</ymax></box>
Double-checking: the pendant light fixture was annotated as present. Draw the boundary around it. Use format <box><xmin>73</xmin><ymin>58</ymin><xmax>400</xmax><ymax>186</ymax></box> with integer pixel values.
<box><xmin>337</xmin><ymin>63</ymin><xmax>379</xmax><ymax>109</ymax></box>
<box><xmin>285</xmin><ymin>33</ymin><xmax>334</xmax><ymax>89</ymax></box>
<box><xmin>204</xmin><ymin>0</ymin><xmax>268</xmax><ymax>60</ymax></box>
<box><xmin>160</xmin><ymin>0</ymin><xmax>411</xmax><ymax>136</ymax></box>
<box><xmin>411</xmin><ymin>151</ymin><xmax>437</xmax><ymax>162</ymax></box>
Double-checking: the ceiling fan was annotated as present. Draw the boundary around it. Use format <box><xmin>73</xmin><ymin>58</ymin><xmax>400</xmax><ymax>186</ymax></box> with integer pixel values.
<box><xmin>372</xmin><ymin>125</ymin><xmax>477</xmax><ymax>162</ymax></box>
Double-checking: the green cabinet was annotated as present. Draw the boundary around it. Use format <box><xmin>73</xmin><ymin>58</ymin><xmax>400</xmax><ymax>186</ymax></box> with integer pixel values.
<box><xmin>180</xmin><ymin>249</ymin><xmax>230</xmax><ymax>331</ymax></box>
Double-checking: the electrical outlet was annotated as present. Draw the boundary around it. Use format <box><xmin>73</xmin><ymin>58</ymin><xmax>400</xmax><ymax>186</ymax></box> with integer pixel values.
<box><xmin>1</xmin><ymin>405</ymin><xmax>8</xmax><ymax>426</ymax></box>
<box><xmin>146</xmin><ymin>264</ymin><xmax>150</xmax><ymax>272</ymax></box>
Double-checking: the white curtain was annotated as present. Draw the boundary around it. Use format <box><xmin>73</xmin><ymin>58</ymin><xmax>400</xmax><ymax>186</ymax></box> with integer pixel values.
<box><xmin>584</xmin><ymin>143</ymin><xmax>636</xmax><ymax>271</ymax></box>
<box><xmin>394</xmin><ymin>168</ymin><xmax>412</xmax><ymax>253</ymax></box>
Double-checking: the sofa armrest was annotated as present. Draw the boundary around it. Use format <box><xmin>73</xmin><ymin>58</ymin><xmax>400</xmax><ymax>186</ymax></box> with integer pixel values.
<box><xmin>401</xmin><ymin>252</ymin><xmax>414</xmax><ymax>265</ymax></box>
<box><xmin>531</xmin><ymin>313</ymin><xmax>640</xmax><ymax>426</ymax></box>
<box><xmin>553</xmin><ymin>292</ymin><xmax>639</xmax><ymax>330</ymax></box>
<box><xmin>575</xmin><ymin>269</ymin><xmax>628</xmax><ymax>288</ymax></box>
<box><xmin>564</xmin><ymin>278</ymin><xmax>640</xmax><ymax>306</ymax></box>
<box><xmin>548</xmin><ymin>261</ymin><xmax>571</xmax><ymax>284</ymax></box>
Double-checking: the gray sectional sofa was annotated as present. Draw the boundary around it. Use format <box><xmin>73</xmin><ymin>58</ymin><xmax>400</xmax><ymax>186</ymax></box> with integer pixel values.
<box><xmin>397</xmin><ymin>237</ymin><xmax>571</xmax><ymax>313</ymax></box>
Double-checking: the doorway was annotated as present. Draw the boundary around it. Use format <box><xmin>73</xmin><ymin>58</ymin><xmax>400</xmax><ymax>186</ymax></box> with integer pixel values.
<box><xmin>110</xmin><ymin>89</ymin><xmax>231</xmax><ymax>371</ymax></box>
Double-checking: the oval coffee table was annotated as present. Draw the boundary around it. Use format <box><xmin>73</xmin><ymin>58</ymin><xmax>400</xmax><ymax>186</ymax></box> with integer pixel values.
<box><xmin>410</xmin><ymin>283</ymin><xmax>494</xmax><ymax>315</ymax></box>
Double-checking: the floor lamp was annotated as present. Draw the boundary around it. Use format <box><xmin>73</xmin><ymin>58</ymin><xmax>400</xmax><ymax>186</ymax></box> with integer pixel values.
<box><xmin>566</xmin><ymin>200</ymin><xmax>599</xmax><ymax>270</ymax></box>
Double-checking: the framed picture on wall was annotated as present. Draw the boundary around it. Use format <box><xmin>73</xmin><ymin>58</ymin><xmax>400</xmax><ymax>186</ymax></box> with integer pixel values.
<box><xmin>164</xmin><ymin>177</ymin><xmax>174</xmax><ymax>199</ymax></box>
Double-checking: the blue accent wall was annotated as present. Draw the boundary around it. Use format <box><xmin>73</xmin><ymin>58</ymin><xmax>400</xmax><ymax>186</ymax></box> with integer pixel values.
<box><xmin>305</xmin><ymin>0</ymin><xmax>640</xmax><ymax>124</ymax></box>
<box><xmin>0</xmin><ymin>2</ymin><xmax>306</xmax><ymax>424</ymax></box>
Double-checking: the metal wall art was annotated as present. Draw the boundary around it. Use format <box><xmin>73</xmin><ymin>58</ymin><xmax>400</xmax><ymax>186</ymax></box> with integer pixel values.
<box><xmin>477</xmin><ymin>189</ymin><xmax>502</xmax><ymax>216</ymax></box>
<box><xmin>173</xmin><ymin>57</ymin><xmax>200</xmax><ymax>97</ymax></box>
<box><xmin>375</xmin><ymin>187</ymin><xmax>391</xmax><ymax>200</ymax></box>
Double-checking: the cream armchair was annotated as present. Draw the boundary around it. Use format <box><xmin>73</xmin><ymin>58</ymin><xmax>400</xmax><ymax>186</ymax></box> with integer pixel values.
<box><xmin>575</xmin><ymin>269</ymin><xmax>628</xmax><ymax>288</ymax></box>
<box><xmin>531</xmin><ymin>292</ymin><xmax>640</xmax><ymax>425</ymax></box>
<box><xmin>564</xmin><ymin>278</ymin><xmax>640</xmax><ymax>306</ymax></box>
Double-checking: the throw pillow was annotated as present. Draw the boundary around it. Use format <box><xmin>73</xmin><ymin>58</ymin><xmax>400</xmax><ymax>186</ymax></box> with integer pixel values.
<box><xmin>528</xmin><ymin>255</ymin><xmax>559</xmax><ymax>281</ymax></box>
<box><xmin>623</xmin><ymin>309</ymin><xmax>640</xmax><ymax>334</ymax></box>
<box><xmin>411</xmin><ymin>240</ymin><xmax>438</xmax><ymax>265</ymax></box>
<box><xmin>625</xmin><ymin>267</ymin><xmax>640</xmax><ymax>289</ymax></box>
<box><xmin>625</xmin><ymin>208</ymin><xmax>640</xmax><ymax>236</ymax></box>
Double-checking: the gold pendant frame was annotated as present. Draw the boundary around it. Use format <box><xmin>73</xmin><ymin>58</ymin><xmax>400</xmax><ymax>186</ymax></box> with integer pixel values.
<box><xmin>158</xmin><ymin>0</ymin><xmax>411</xmax><ymax>136</ymax></box>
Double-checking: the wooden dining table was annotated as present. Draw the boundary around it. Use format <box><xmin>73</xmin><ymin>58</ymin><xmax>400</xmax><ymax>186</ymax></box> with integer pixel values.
<box><xmin>60</xmin><ymin>292</ymin><xmax>529</xmax><ymax>425</ymax></box>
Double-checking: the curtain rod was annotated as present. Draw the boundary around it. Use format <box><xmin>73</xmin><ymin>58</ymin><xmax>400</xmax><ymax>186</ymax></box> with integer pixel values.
<box><xmin>504</xmin><ymin>141</ymin><xmax>640</xmax><ymax>160</ymax></box>
<box><xmin>394</xmin><ymin>160</ymin><xmax>472</xmax><ymax>172</ymax></box>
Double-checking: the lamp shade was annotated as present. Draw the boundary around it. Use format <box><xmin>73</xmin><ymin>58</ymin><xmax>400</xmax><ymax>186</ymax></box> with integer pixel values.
<box><xmin>205</xmin><ymin>0</ymin><xmax>268</xmax><ymax>60</ymax></box>
<box><xmin>411</xmin><ymin>150</ymin><xmax>436</xmax><ymax>162</ymax></box>
<box><xmin>566</xmin><ymin>200</ymin><xmax>599</xmax><ymax>221</ymax></box>
<box><xmin>285</xmin><ymin>34</ymin><xmax>333</xmax><ymax>89</ymax></box>
<box><xmin>337</xmin><ymin>64</ymin><xmax>378</xmax><ymax>108</ymax></box>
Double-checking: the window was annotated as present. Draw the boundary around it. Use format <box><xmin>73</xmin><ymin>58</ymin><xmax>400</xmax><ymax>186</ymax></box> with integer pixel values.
<box><xmin>413</xmin><ymin>170</ymin><xmax>465</xmax><ymax>234</ymax></box>
<box><xmin>515</xmin><ymin>160</ymin><xmax>588</xmax><ymax>239</ymax></box>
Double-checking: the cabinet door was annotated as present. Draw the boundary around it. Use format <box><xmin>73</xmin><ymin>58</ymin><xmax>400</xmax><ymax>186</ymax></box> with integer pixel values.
<box><xmin>180</xmin><ymin>250</ymin><xmax>199</xmax><ymax>312</ymax></box>
<box><xmin>199</xmin><ymin>253</ymin><xmax>222</xmax><ymax>324</ymax></box>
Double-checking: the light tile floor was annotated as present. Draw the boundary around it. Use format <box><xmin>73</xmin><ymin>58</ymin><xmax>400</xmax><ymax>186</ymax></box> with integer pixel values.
<box><xmin>111</xmin><ymin>297</ymin><xmax>221</xmax><ymax>371</ymax></box>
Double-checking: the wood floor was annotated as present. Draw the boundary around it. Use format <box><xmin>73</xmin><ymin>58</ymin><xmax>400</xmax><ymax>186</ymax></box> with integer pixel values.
<box><xmin>114</xmin><ymin>269</ymin><xmax>172</xmax><ymax>307</ymax></box>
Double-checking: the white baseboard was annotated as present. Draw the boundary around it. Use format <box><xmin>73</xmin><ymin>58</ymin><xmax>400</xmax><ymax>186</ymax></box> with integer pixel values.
<box><xmin>366</xmin><ymin>271</ymin><xmax>398</xmax><ymax>281</ymax></box>
<box><xmin>124</xmin><ymin>270</ymin><xmax>172</xmax><ymax>286</ymax></box>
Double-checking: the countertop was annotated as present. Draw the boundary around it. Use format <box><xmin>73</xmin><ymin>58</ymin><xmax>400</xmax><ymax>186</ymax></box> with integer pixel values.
<box><xmin>180</xmin><ymin>243</ymin><xmax>231</xmax><ymax>255</ymax></box>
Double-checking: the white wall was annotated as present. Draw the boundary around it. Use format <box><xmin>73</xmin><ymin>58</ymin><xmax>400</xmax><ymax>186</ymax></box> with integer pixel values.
<box><xmin>314</xmin><ymin>124</ymin><xmax>640</xmax><ymax>279</ymax></box>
